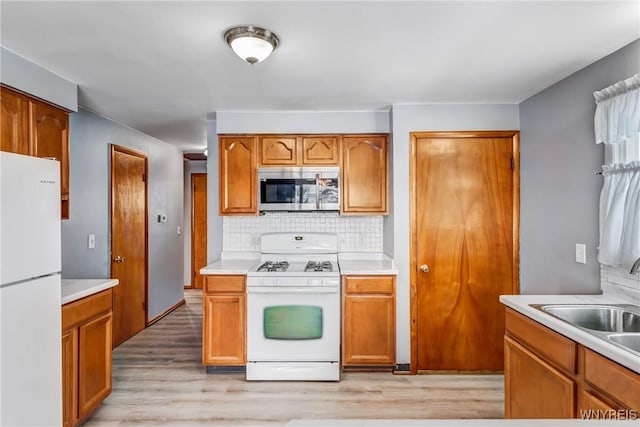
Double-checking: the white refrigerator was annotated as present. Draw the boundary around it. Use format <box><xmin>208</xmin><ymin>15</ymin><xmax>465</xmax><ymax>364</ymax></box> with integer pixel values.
<box><xmin>0</xmin><ymin>151</ymin><xmax>62</xmax><ymax>426</ymax></box>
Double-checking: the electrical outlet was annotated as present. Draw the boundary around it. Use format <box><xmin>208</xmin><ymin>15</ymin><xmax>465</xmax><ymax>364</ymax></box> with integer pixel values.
<box><xmin>177</xmin><ymin>226</ymin><xmax>181</xmax><ymax>235</ymax></box>
<box><xmin>88</xmin><ymin>234</ymin><xmax>96</xmax><ymax>249</ymax></box>
<box><xmin>575</xmin><ymin>243</ymin><xmax>586</xmax><ymax>264</ymax></box>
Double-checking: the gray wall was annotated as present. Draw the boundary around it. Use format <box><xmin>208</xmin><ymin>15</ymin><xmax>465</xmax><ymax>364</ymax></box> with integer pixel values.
<box><xmin>183</xmin><ymin>159</ymin><xmax>207</xmax><ymax>285</ymax></box>
<box><xmin>62</xmin><ymin>108</ymin><xmax>184</xmax><ymax>319</ymax></box>
<box><xmin>0</xmin><ymin>46</ymin><xmax>77</xmax><ymax>111</ymax></box>
<box><xmin>519</xmin><ymin>39</ymin><xmax>640</xmax><ymax>294</ymax></box>
<box><xmin>389</xmin><ymin>103</ymin><xmax>520</xmax><ymax>363</ymax></box>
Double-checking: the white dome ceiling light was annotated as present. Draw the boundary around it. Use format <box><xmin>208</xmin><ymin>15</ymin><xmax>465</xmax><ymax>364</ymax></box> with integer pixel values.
<box><xmin>223</xmin><ymin>25</ymin><xmax>280</xmax><ymax>65</ymax></box>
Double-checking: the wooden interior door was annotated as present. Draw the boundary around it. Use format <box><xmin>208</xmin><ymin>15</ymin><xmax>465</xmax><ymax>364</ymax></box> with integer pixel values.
<box><xmin>191</xmin><ymin>173</ymin><xmax>207</xmax><ymax>289</ymax></box>
<box><xmin>110</xmin><ymin>145</ymin><xmax>147</xmax><ymax>348</ymax></box>
<box><xmin>411</xmin><ymin>131</ymin><xmax>519</xmax><ymax>371</ymax></box>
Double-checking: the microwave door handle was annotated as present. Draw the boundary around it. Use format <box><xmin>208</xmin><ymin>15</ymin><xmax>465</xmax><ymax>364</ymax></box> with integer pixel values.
<box><xmin>315</xmin><ymin>173</ymin><xmax>320</xmax><ymax>209</ymax></box>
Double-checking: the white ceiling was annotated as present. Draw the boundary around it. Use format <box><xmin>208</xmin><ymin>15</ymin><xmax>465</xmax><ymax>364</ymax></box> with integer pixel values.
<box><xmin>1</xmin><ymin>1</ymin><xmax>638</xmax><ymax>152</ymax></box>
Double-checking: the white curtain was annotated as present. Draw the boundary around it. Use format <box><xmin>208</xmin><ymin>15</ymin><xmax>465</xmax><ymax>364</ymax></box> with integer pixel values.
<box><xmin>598</xmin><ymin>161</ymin><xmax>640</xmax><ymax>267</ymax></box>
<box><xmin>595</xmin><ymin>74</ymin><xmax>640</xmax><ymax>268</ymax></box>
<box><xmin>594</xmin><ymin>73</ymin><xmax>640</xmax><ymax>145</ymax></box>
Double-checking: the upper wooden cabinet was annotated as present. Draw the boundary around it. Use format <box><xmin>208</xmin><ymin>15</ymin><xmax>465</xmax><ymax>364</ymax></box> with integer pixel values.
<box><xmin>301</xmin><ymin>136</ymin><xmax>339</xmax><ymax>165</ymax></box>
<box><xmin>0</xmin><ymin>85</ymin><xmax>70</xmax><ymax>218</ymax></box>
<box><xmin>1</xmin><ymin>87</ymin><xmax>30</xmax><ymax>155</ymax></box>
<box><xmin>341</xmin><ymin>135</ymin><xmax>388</xmax><ymax>214</ymax></box>
<box><xmin>259</xmin><ymin>136</ymin><xmax>298</xmax><ymax>165</ymax></box>
<box><xmin>219</xmin><ymin>135</ymin><xmax>258</xmax><ymax>215</ymax></box>
<box><xmin>258</xmin><ymin>135</ymin><xmax>340</xmax><ymax>166</ymax></box>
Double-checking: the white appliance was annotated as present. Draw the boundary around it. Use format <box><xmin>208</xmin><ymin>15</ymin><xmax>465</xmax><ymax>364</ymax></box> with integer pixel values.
<box><xmin>0</xmin><ymin>152</ymin><xmax>62</xmax><ymax>426</ymax></box>
<box><xmin>246</xmin><ymin>232</ymin><xmax>341</xmax><ymax>381</ymax></box>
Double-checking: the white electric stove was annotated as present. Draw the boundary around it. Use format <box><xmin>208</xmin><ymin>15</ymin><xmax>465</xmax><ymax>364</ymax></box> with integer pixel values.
<box><xmin>246</xmin><ymin>232</ymin><xmax>340</xmax><ymax>381</ymax></box>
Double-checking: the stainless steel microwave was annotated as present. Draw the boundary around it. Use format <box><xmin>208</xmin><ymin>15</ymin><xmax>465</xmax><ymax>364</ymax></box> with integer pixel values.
<box><xmin>258</xmin><ymin>167</ymin><xmax>340</xmax><ymax>212</ymax></box>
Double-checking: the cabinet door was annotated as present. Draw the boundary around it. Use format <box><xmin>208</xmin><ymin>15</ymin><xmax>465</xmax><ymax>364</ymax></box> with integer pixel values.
<box><xmin>577</xmin><ymin>389</ymin><xmax>617</xmax><ymax>417</ymax></box>
<box><xmin>78</xmin><ymin>312</ymin><xmax>112</xmax><ymax>418</ymax></box>
<box><xmin>62</xmin><ymin>329</ymin><xmax>78</xmax><ymax>427</ymax></box>
<box><xmin>341</xmin><ymin>135</ymin><xmax>388</xmax><ymax>214</ymax></box>
<box><xmin>504</xmin><ymin>336</ymin><xmax>575</xmax><ymax>418</ymax></box>
<box><xmin>259</xmin><ymin>136</ymin><xmax>298</xmax><ymax>165</ymax></box>
<box><xmin>31</xmin><ymin>100</ymin><xmax>69</xmax><ymax>197</ymax></box>
<box><xmin>301</xmin><ymin>136</ymin><xmax>339</xmax><ymax>165</ymax></box>
<box><xmin>203</xmin><ymin>294</ymin><xmax>246</xmax><ymax>365</ymax></box>
<box><xmin>219</xmin><ymin>136</ymin><xmax>257</xmax><ymax>214</ymax></box>
<box><xmin>0</xmin><ymin>87</ymin><xmax>30</xmax><ymax>155</ymax></box>
<box><xmin>342</xmin><ymin>276</ymin><xmax>395</xmax><ymax>366</ymax></box>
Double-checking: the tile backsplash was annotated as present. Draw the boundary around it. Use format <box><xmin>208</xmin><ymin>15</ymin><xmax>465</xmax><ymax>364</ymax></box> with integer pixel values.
<box><xmin>601</xmin><ymin>264</ymin><xmax>640</xmax><ymax>302</ymax></box>
<box><xmin>223</xmin><ymin>212</ymin><xmax>383</xmax><ymax>252</ymax></box>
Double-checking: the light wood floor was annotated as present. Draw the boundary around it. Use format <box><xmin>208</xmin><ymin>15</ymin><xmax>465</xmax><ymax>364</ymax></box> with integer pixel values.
<box><xmin>84</xmin><ymin>289</ymin><xmax>504</xmax><ymax>426</ymax></box>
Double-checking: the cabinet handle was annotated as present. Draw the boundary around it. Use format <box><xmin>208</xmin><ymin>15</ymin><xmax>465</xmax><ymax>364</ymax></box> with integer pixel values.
<box><xmin>315</xmin><ymin>173</ymin><xmax>320</xmax><ymax>210</ymax></box>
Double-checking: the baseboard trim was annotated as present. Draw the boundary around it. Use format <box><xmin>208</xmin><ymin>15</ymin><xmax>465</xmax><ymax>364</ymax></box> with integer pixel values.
<box><xmin>147</xmin><ymin>298</ymin><xmax>186</xmax><ymax>326</ymax></box>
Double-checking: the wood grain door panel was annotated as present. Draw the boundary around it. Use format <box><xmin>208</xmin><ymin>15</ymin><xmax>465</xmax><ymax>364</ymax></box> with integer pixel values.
<box><xmin>111</xmin><ymin>145</ymin><xmax>147</xmax><ymax>347</ymax></box>
<box><xmin>191</xmin><ymin>173</ymin><xmax>207</xmax><ymax>289</ymax></box>
<box><xmin>412</xmin><ymin>132</ymin><xmax>519</xmax><ymax>371</ymax></box>
<box><xmin>202</xmin><ymin>294</ymin><xmax>246</xmax><ymax>365</ymax></box>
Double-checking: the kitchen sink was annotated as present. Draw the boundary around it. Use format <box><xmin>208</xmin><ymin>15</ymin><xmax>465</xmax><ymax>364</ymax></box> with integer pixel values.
<box><xmin>529</xmin><ymin>303</ymin><xmax>640</xmax><ymax>357</ymax></box>
<box><xmin>607</xmin><ymin>333</ymin><xmax>640</xmax><ymax>355</ymax></box>
<box><xmin>540</xmin><ymin>305</ymin><xmax>640</xmax><ymax>333</ymax></box>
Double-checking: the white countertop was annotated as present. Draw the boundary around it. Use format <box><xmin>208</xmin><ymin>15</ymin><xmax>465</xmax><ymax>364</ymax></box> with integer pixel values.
<box><xmin>200</xmin><ymin>259</ymin><xmax>259</xmax><ymax>275</ymax></box>
<box><xmin>500</xmin><ymin>294</ymin><xmax>640</xmax><ymax>373</ymax></box>
<box><xmin>338</xmin><ymin>253</ymin><xmax>398</xmax><ymax>275</ymax></box>
<box><xmin>61</xmin><ymin>278</ymin><xmax>119</xmax><ymax>305</ymax></box>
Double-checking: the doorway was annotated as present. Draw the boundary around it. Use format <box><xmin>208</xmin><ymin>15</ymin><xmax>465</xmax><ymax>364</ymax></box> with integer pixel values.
<box><xmin>110</xmin><ymin>145</ymin><xmax>148</xmax><ymax>348</ymax></box>
<box><xmin>410</xmin><ymin>131</ymin><xmax>519</xmax><ymax>372</ymax></box>
<box><xmin>191</xmin><ymin>173</ymin><xmax>207</xmax><ymax>289</ymax></box>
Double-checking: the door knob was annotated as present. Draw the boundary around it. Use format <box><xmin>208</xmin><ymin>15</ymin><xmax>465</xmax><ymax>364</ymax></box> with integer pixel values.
<box><xmin>420</xmin><ymin>264</ymin><xmax>429</xmax><ymax>273</ymax></box>
<box><xmin>113</xmin><ymin>256</ymin><xmax>126</xmax><ymax>263</ymax></box>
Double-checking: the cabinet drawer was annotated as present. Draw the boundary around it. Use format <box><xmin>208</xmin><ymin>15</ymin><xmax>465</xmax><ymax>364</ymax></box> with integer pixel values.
<box><xmin>343</xmin><ymin>276</ymin><xmax>394</xmax><ymax>295</ymax></box>
<box><xmin>62</xmin><ymin>289</ymin><xmax>112</xmax><ymax>331</ymax></box>
<box><xmin>205</xmin><ymin>275</ymin><xmax>245</xmax><ymax>294</ymax></box>
<box><xmin>583</xmin><ymin>348</ymin><xmax>640</xmax><ymax>410</ymax></box>
<box><xmin>505</xmin><ymin>308</ymin><xmax>576</xmax><ymax>373</ymax></box>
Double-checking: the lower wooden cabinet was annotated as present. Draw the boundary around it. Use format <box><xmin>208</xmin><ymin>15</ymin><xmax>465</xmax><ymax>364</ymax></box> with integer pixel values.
<box><xmin>505</xmin><ymin>335</ymin><xmax>575</xmax><ymax>418</ymax></box>
<box><xmin>62</xmin><ymin>289</ymin><xmax>113</xmax><ymax>427</ymax></box>
<box><xmin>504</xmin><ymin>308</ymin><xmax>640</xmax><ymax>419</ymax></box>
<box><xmin>202</xmin><ymin>275</ymin><xmax>246</xmax><ymax>365</ymax></box>
<box><xmin>342</xmin><ymin>275</ymin><xmax>396</xmax><ymax>367</ymax></box>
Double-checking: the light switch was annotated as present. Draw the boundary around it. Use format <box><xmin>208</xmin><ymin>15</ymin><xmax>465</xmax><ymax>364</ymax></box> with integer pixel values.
<box><xmin>88</xmin><ymin>234</ymin><xmax>96</xmax><ymax>249</ymax></box>
<box><xmin>575</xmin><ymin>243</ymin><xmax>586</xmax><ymax>264</ymax></box>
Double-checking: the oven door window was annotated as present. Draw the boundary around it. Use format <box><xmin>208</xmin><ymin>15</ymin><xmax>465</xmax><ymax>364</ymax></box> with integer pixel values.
<box><xmin>263</xmin><ymin>305</ymin><xmax>323</xmax><ymax>340</ymax></box>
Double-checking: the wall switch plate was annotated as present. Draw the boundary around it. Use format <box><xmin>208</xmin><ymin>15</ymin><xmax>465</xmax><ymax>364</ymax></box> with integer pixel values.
<box><xmin>88</xmin><ymin>234</ymin><xmax>96</xmax><ymax>249</ymax></box>
<box><xmin>575</xmin><ymin>243</ymin><xmax>586</xmax><ymax>264</ymax></box>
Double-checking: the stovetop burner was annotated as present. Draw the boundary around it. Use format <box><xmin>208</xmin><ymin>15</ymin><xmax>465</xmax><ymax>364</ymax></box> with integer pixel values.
<box><xmin>305</xmin><ymin>261</ymin><xmax>333</xmax><ymax>272</ymax></box>
<box><xmin>256</xmin><ymin>261</ymin><xmax>290</xmax><ymax>272</ymax></box>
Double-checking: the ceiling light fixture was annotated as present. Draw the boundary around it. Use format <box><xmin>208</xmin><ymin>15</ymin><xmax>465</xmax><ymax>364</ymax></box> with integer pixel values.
<box><xmin>224</xmin><ymin>25</ymin><xmax>280</xmax><ymax>65</ymax></box>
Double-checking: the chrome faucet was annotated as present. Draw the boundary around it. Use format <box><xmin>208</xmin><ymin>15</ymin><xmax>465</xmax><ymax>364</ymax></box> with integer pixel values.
<box><xmin>631</xmin><ymin>257</ymin><xmax>640</xmax><ymax>275</ymax></box>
